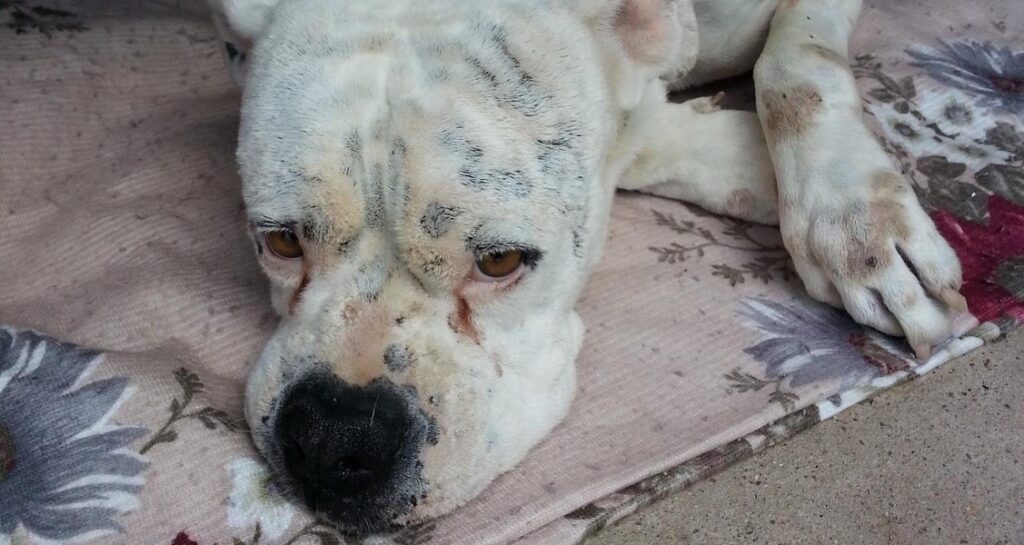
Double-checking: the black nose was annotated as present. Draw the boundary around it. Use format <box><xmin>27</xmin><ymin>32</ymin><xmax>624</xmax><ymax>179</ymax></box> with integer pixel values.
<box><xmin>272</xmin><ymin>373</ymin><xmax>429</xmax><ymax>533</ymax></box>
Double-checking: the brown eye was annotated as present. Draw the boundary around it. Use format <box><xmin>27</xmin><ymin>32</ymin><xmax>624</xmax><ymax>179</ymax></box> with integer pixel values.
<box><xmin>265</xmin><ymin>229</ymin><xmax>304</xmax><ymax>259</ymax></box>
<box><xmin>475</xmin><ymin>250</ymin><xmax>523</xmax><ymax>279</ymax></box>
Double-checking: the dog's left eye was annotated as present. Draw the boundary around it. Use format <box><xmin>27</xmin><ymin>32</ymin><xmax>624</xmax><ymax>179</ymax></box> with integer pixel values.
<box><xmin>264</xmin><ymin>229</ymin><xmax>304</xmax><ymax>259</ymax></box>
<box><xmin>475</xmin><ymin>250</ymin><xmax>524</xmax><ymax>280</ymax></box>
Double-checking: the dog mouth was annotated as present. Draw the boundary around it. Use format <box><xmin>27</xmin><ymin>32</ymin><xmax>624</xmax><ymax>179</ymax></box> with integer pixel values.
<box><xmin>262</xmin><ymin>370</ymin><xmax>438</xmax><ymax>534</ymax></box>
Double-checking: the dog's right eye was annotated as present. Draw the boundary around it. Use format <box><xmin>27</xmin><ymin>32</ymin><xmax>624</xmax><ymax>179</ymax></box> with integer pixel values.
<box><xmin>474</xmin><ymin>250</ymin><xmax>524</xmax><ymax>280</ymax></box>
<box><xmin>264</xmin><ymin>229</ymin><xmax>304</xmax><ymax>259</ymax></box>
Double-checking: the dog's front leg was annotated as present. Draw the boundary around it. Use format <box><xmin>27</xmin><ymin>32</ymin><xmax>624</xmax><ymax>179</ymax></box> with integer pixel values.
<box><xmin>753</xmin><ymin>0</ymin><xmax>966</xmax><ymax>358</ymax></box>
<box><xmin>619</xmin><ymin>96</ymin><xmax>779</xmax><ymax>225</ymax></box>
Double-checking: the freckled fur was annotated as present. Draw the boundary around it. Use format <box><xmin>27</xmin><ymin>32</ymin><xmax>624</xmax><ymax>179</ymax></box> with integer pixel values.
<box><xmin>215</xmin><ymin>0</ymin><xmax>965</xmax><ymax>531</ymax></box>
<box><xmin>420</xmin><ymin>202</ymin><xmax>463</xmax><ymax>238</ymax></box>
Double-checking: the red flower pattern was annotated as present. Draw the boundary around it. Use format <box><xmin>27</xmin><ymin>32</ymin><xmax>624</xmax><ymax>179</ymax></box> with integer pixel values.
<box><xmin>932</xmin><ymin>195</ymin><xmax>1024</xmax><ymax>323</ymax></box>
<box><xmin>171</xmin><ymin>532</ymin><xmax>199</xmax><ymax>545</ymax></box>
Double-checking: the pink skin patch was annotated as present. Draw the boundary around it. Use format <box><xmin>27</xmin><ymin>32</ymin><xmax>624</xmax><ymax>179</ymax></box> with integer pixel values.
<box><xmin>614</xmin><ymin>0</ymin><xmax>667</xmax><ymax>64</ymax></box>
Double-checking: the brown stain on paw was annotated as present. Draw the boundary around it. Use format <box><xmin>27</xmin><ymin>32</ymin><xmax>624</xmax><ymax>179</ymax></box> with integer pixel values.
<box><xmin>840</xmin><ymin>241</ymin><xmax>890</xmax><ymax>280</ymax></box>
<box><xmin>760</xmin><ymin>85</ymin><xmax>823</xmax><ymax>141</ymax></box>
<box><xmin>832</xmin><ymin>172</ymin><xmax>913</xmax><ymax>280</ymax></box>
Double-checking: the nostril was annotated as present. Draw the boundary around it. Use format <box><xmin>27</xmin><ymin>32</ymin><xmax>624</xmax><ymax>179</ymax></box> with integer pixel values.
<box><xmin>281</xmin><ymin>436</ymin><xmax>306</xmax><ymax>464</ymax></box>
<box><xmin>337</xmin><ymin>455</ymin><xmax>374</xmax><ymax>474</ymax></box>
<box><xmin>335</xmin><ymin>455</ymin><xmax>378</xmax><ymax>486</ymax></box>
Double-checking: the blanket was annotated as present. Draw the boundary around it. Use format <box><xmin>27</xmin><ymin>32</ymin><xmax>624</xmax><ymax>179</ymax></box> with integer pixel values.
<box><xmin>0</xmin><ymin>1</ymin><xmax>1021</xmax><ymax>544</ymax></box>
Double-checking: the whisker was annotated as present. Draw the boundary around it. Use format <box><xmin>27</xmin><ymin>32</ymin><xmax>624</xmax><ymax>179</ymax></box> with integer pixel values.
<box><xmin>369</xmin><ymin>391</ymin><xmax>380</xmax><ymax>426</ymax></box>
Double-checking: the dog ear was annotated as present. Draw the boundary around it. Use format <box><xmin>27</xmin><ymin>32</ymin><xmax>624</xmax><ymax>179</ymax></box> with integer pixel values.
<box><xmin>571</xmin><ymin>0</ymin><xmax>698</xmax><ymax>108</ymax></box>
<box><xmin>211</xmin><ymin>0</ymin><xmax>280</xmax><ymax>41</ymax></box>
<box><xmin>207</xmin><ymin>0</ymin><xmax>280</xmax><ymax>87</ymax></box>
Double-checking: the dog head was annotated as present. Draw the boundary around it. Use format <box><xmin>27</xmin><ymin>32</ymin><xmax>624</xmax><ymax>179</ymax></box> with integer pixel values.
<box><xmin>221</xmin><ymin>0</ymin><xmax>695</xmax><ymax>533</ymax></box>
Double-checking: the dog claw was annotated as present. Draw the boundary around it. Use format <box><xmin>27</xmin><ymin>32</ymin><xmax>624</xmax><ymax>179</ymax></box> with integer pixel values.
<box><xmin>939</xmin><ymin>287</ymin><xmax>968</xmax><ymax>313</ymax></box>
<box><xmin>911</xmin><ymin>341</ymin><xmax>932</xmax><ymax>362</ymax></box>
<box><xmin>688</xmin><ymin>93</ymin><xmax>725</xmax><ymax>114</ymax></box>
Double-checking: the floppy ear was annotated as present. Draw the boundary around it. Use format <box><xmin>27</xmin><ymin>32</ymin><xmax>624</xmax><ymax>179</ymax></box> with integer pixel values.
<box><xmin>572</xmin><ymin>0</ymin><xmax>698</xmax><ymax>108</ymax></box>
<box><xmin>212</xmin><ymin>0</ymin><xmax>280</xmax><ymax>41</ymax></box>
<box><xmin>207</xmin><ymin>0</ymin><xmax>281</xmax><ymax>87</ymax></box>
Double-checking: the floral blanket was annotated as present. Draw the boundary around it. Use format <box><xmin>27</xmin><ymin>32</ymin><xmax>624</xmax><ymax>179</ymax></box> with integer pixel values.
<box><xmin>0</xmin><ymin>1</ymin><xmax>1021</xmax><ymax>544</ymax></box>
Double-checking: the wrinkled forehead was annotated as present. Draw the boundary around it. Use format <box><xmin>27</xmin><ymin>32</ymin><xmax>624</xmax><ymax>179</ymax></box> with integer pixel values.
<box><xmin>237</xmin><ymin>0</ymin><xmax>606</xmax><ymax>233</ymax></box>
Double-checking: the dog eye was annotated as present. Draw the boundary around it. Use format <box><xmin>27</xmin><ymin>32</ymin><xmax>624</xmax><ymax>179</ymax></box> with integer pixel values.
<box><xmin>264</xmin><ymin>229</ymin><xmax>304</xmax><ymax>259</ymax></box>
<box><xmin>475</xmin><ymin>250</ymin><xmax>523</xmax><ymax>280</ymax></box>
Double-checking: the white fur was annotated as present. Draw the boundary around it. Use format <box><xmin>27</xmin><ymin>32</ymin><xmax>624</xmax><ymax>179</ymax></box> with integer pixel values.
<box><xmin>210</xmin><ymin>0</ymin><xmax>966</xmax><ymax>528</ymax></box>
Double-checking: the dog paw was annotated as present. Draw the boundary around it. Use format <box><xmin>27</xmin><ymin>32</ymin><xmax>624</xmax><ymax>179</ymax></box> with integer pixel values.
<box><xmin>781</xmin><ymin>171</ymin><xmax>966</xmax><ymax>359</ymax></box>
<box><xmin>684</xmin><ymin>91</ymin><xmax>725</xmax><ymax>114</ymax></box>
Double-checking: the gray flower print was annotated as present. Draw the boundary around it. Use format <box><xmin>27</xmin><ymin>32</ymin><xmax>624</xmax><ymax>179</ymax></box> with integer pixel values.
<box><xmin>0</xmin><ymin>329</ymin><xmax>147</xmax><ymax>543</ymax></box>
<box><xmin>908</xmin><ymin>40</ymin><xmax>1024</xmax><ymax>116</ymax></box>
<box><xmin>739</xmin><ymin>298</ymin><xmax>912</xmax><ymax>390</ymax></box>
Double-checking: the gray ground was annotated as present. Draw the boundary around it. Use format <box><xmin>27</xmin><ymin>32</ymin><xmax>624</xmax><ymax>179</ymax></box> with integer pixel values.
<box><xmin>586</xmin><ymin>330</ymin><xmax>1024</xmax><ymax>545</ymax></box>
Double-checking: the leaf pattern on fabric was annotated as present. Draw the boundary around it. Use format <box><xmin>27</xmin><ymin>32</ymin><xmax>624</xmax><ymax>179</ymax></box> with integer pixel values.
<box><xmin>0</xmin><ymin>329</ymin><xmax>147</xmax><ymax>543</ymax></box>
<box><xmin>138</xmin><ymin>367</ymin><xmax>246</xmax><ymax>455</ymax></box>
<box><xmin>648</xmin><ymin>205</ymin><xmax>794</xmax><ymax>286</ymax></box>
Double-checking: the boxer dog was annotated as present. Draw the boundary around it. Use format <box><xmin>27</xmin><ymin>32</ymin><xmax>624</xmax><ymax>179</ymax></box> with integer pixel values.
<box><xmin>209</xmin><ymin>0</ymin><xmax>967</xmax><ymax>533</ymax></box>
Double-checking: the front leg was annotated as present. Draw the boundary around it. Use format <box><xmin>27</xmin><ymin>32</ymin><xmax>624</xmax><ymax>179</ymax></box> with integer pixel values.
<box><xmin>619</xmin><ymin>96</ymin><xmax>780</xmax><ymax>225</ymax></box>
<box><xmin>753</xmin><ymin>0</ymin><xmax>966</xmax><ymax>358</ymax></box>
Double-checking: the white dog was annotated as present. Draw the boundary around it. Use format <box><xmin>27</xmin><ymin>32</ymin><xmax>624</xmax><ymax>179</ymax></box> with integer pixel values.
<box><xmin>209</xmin><ymin>0</ymin><xmax>967</xmax><ymax>533</ymax></box>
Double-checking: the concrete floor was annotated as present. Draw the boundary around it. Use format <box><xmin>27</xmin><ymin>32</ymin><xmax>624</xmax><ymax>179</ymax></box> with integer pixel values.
<box><xmin>587</xmin><ymin>331</ymin><xmax>1024</xmax><ymax>545</ymax></box>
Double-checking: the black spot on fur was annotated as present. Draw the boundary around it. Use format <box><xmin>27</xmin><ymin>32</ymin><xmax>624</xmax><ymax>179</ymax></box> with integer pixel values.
<box><xmin>459</xmin><ymin>25</ymin><xmax>547</xmax><ymax>117</ymax></box>
<box><xmin>439</xmin><ymin>127</ymin><xmax>481</xmax><ymax>159</ymax></box>
<box><xmin>301</xmin><ymin>213</ymin><xmax>333</xmax><ymax>244</ymax></box>
<box><xmin>344</xmin><ymin>132</ymin><xmax>365</xmax><ymax>184</ymax></box>
<box><xmin>383</xmin><ymin>344</ymin><xmax>414</xmax><ymax>372</ymax></box>
<box><xmin>426</xmin><ymin>420</ymin><xmax>439</xmax><ymax>446</ymax></box>
<box><xmin>422</xmin><ymin>254</ymin><xmax>447</xmax><ymax>277</ymax></box>
<box><xmin>356</xmin><ymin>259</ymin><xmax>389</xmax><ymax>302</ymax></box>
<box><xmin>572</xmin><ymin>230</ymin><xmax>583</xmax><ymax>258</ymax></box>
<box><xmin>440</xmin><ymin>127</ymin><xmax>531</xmax><ymax>195</ymax></box>
<box><xmin>365</xmin><ymin>162</ymin><xmax>385</xmax><ymax>229</ymax></box>
<box><xmin>459</xmin><ymin>167</ymin><xmax>532</xmax><ymax>197</ymax></box>
<box><xmin>388</xmin><ymin>138</ymin><xmax>408</xmax><ymax>201</ymax></box>
<box><xmin>420</xmin><ymin>202</ymin><xmax>463</xmax><ymax>238</ymax></box>
<box><xmin>467</xmin><ymin>56</ymin><xmax>499</xmax><ymax>87</ymax></box>
<box><xmin>537</xmin><ymin>123</ymin><xmax>586</xmax><ymax>184</ymax></box>
<box><xmin>491</xmin><ymin>28</ymin><xmax>532</xmax><ymax>84</ymax></box>
<box><xmin>345</xmin><ymin>132</ymin><xmax>363</xmax><ymax>155</ymax></box>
